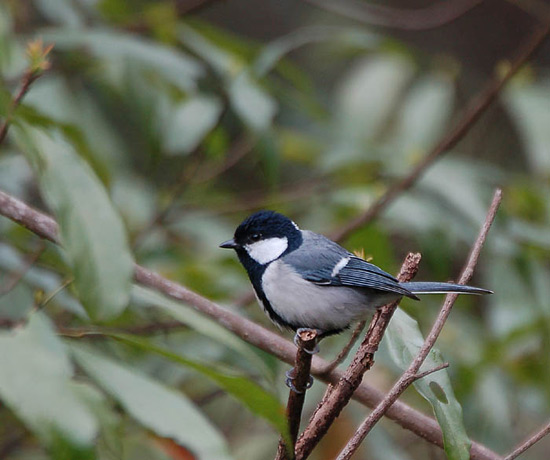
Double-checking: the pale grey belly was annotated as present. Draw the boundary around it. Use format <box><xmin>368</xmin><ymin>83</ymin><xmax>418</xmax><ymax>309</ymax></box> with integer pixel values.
<box><xmin>261</xmin><ymin>260</ymin><xmax>400</xmax><ymax>332</ymax></box>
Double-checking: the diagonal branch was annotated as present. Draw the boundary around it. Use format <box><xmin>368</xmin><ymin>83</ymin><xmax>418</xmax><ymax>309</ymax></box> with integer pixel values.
<box><xmin>294</xmin><ymin>253</ymin><xmax>422</xmax><ymax>460</ymax></box>
<box><xmin>330</xmin><ymin>23</ymin><xmax>549</xmax><ymax>243</ymax></box>
<box><xmin>503</xmin><ymin>421</ymin><xmax>550</xmax><ymax>460</ymax></box>
<box><xmin>0</xmin><ymin>70</ymin><xmax>43</xmax><ymax>146</ymax></box>
<box><xmin>337</xmin><ymin>188</ymin><xmax>502</xmax><ymax>460</ymax></box>
<box><xmin>303</xmin><ymin>0</ymin><xmax>484</xmax><ymax>31</ymax></box>
<box><xmin>0</xmin><ymin>188</ymin><xmax>501</xmax><ymax>460</ymax></box>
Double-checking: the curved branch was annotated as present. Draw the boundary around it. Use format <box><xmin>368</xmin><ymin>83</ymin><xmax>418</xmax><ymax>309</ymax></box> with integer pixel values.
<box><xmin>330</xmin><ymin>23</ymin><xmax>550</xmax><ymax>243</ymax></box>
<box><xmin>0</xmin><ymin>189</ymin><xmax>501</xmax><ymax>460</ymax></box>
<box><xmin>303</xmin><ymin>0</ymin><xmax>484</xmax><ymax>31</ymax></box>
<box><xmin>337</xmin><ymin>189</ymin><xmax>502</xmax><ymax>460</ymax></box>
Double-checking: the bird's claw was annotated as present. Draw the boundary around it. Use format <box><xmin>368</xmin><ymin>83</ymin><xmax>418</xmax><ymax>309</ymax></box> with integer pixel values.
<box><xmin>285</xmin><ymin>368</ymin><xmax>314</xmax><ymax>394</ymax></box>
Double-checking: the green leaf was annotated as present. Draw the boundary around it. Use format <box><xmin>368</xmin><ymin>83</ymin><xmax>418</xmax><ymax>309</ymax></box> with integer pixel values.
<box><xmin>325</xmin><ymin>55</ymin><xmax>415</xmax><ymax>170</ymax></box>
<box><xmin>106</xmin><ymin>332</ymin><xmax>289</xmax><ymax>442</ymax></box>
<box><xmin>384</xmin><ymin>308</ymin><xmax>471</xmax><ymax>460</ymax></box>
<box><xmin>163</xmin><ymin>94</ymin><xmax>223</xmax><ymax>155</ymax></box>
<box><xmin>131</xmin><ymin>285</ymin><xmax>276</xmax><ymax>380</ymax></box>
<box><xmin>41</xmin><ymin>28</ymin><xmax>203</xmax><ymax>92</ymax></box>
<box><xmin>14</xmin><ymin>126</ymin><xmax>134</xmax><ymax>320</ymax></box>
<box><xmin>69</xmin><ymin>343</ymin><xmax>233</xmax><ymax>460</ymax></box>
<box><xmin>253</xmin><ymin>26</ymin><xmax>380</xmax><ymax>77</ymax></box>
<box><xmin>179</xmin><ymin>25</ymin><xmax>276</xmax><ymax>131</ymax></box>
<box><xmin>179</xmin><ymin>24</ymin><xmax>241</xmax><ymax>77</ymax></box>
<box><xmin>0</xmin><ymin>243</ymin><xmax>88</xmax><ymax>318</ymax></box>
<box><xmin>228</xmin><ymin>71</ymin><xmax>276</xmax><ymax>132</ymax></box>
<box><xmin>504</xmin><ymin>81</ymin><xmax>550</xmax><ymax>175</ymax></box>
<box><xmin>0</xmin><ymin>314</ymin><xmax>97</xmax><ymax>456</ymax></box>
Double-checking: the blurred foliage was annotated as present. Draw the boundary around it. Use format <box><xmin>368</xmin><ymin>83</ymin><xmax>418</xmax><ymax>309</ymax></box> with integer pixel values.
<box><xmin>0</xmin><ymin>1</ymin><xmax>550</xmax><ymax>459</ymax></box>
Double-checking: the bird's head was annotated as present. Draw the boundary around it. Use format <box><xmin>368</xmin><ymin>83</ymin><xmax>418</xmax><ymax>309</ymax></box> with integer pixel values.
<box><xmin>220</xmin><ymin>210</ymin><xmax>302</xmax><ymax>265</ymax></box>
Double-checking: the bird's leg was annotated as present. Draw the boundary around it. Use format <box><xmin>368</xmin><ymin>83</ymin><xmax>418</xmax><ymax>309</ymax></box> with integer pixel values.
<box><xmin>286</xmin><ymin>328</ymin><xmax>318</xmax><ymax>393</ymax></box>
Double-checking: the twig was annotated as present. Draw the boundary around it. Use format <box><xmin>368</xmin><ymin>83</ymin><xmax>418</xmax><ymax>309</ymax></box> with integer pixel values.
<box><xmin>303</xmin><ymin>0</ymin><xmax>483</xmax><ymax>31</ymax></box>
<box><xmin>0</xmin><ymin>189</ymin><xmax>502</xmax><ymax>460</ymax></box>
<box><xmin>330</xmin><ymin>23</ymin><xmax>550</xmax><ymax>243</ymax></box>
<box><xmin>276</xmin><ymin>329</ymin><xmax>318</xmax><ymax>460</ymax></box>
<box><xmin>57</xmin><ymin>320</ymin><xmax>188</xmax><ymax>338</ymax></box>
<box><xmin>317</xmin><ymin>320</ymin><xmax>366</xmax><ymax>374</ymax></box>
<box><xmin>191</xmin><ymin>134</ymin><xmax>256</xmax><ymax>184</ymax></box>
<box><xmin>337</xmin><ymin>188</ymin><xmax>502</xmax><ymax>460</ymax></box>
<box><xmin>132</xmin><ymin>134</ymin><xmax>254</xmax><ymax>249</ymax></box>
<box><xmin>0</xmin><ymin>242</ymin><xmax>45</xmax><ymax>296</ymax></box>
<box><xmin>503</xmin><ymin>421</ymin><xmax>550</xmax><ymax>460</ymax></box>
<box><xmin>294</xmin><ymin>252</ymin><xmax>422</xmax><ymax>460</ymax></box>
<box><xmin>505</xmin><ymin>0</ymin><xmax>550</xmax><ymax>25</ymax></box>
<box><xmin>0</xmin><ymin>69</ymin><xmax>44</xmax><ymax>146</ymax></box>
<box><xmin>412</xmin><ymin>362</ymin><xmax>450</xmax><ymax>381</ymax></box>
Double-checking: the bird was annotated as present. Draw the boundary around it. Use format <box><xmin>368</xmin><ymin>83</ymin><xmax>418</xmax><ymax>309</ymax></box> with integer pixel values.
<box><xmin>220</xmin><ymin>210</ymin><xmax>492</xmax><ymax>338</ymax></box>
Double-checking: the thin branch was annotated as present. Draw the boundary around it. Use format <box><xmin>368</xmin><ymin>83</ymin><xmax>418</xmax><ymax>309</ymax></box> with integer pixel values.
<box><xmin>330</xmin><ymin>23</ymin><xmax>550</xmax><ymax>243</ymax></box>
<box><xmin>0</xmin><ymin>70</ymin><xmax>43</xmax><ymax>146</ymax></box>
<box><xmin>294</xmin><ymin>252</ymin><xmax>422</xmax><ymax>460</ymax></box>
<box><xmin>503</xmin><ymin>421</ymin><xmax>550</xmax><ymax>460</ymax></box>
<box><xmin>412</xmin><ymin>362</ymin><xmax>449</xmax><ymax>381</ymax></box>
<box><xmin>337</xmin><ymin>188</ymin><xmax>502</xmax><ymax>460</ymax></box>
<box><xmin>132</xmin><ymin>134</ymin><xmax>255</xmax><ymax>249</ymax></box>
<box><xmin>317</xmin><ymin>320</ymin><xmax>366</xmax><ymax>374</ymax></box>
<box><xmin>0</xmin><ymin>189</ymin><xmax>502</xmax><ymax>460</ymax></box>
<box><xmin>276</xmin><ymin>329</ymin><xmax>318</xmax><ymax>460</ymax></box>
<box><xmin>303</xmin><ymin>0</ymin><xmax>484</xmax><ymax>31</ymax></box>
<box><xmin>0</xmin><ymin>242</ymin><xmax>45</xmax><ymax>296</ymax></box>
<box><xmin>57</xmin><ymin>320</ymin><xmax>189</xmax><ymax>338</ymax></box>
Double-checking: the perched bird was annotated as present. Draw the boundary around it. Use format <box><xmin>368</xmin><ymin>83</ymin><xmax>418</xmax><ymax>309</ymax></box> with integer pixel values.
<box><xmin>220</xmin><ymin>210</ymin><xmax>492</xmax><ymax>338</ymax></box>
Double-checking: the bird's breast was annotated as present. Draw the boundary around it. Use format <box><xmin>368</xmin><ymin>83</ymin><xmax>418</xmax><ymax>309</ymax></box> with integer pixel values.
<box><xmin>261</xmin><ymin>260</ymin><xmax>386</xmax><ymax>333</ymax></box>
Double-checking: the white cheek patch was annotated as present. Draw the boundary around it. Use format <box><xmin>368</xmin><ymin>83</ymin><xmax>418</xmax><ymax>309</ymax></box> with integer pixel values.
<box><xmin>246</xmin><ymin>237</ymin><xmax>288</xmax><ymax>265</ymax></box>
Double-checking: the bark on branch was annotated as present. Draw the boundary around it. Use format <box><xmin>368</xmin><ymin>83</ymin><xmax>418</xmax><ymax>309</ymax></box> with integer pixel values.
<box><xmin>0</xmin><ymin>189</ymin><xmax>501</xmax><ymax>460</ymax></box>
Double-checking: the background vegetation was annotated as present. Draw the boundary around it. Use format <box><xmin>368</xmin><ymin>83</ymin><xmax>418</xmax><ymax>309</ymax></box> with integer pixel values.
<box><xmin>1</xmin><ymin>1</ymin><xmax>549</xmax><ymax>459</ymax></box>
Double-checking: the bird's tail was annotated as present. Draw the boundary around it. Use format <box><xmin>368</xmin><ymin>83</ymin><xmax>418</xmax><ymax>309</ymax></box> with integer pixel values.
<box><xmin>401</xmin><ymin>281</ymin><xmax>492</xmax><ymax>296</ymax></box>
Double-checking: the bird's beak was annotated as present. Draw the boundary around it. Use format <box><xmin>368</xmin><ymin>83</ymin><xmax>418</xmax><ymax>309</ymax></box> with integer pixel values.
<box><xmin>219</xmin><ymin>239</ymin><xmax>239</xmax><ymax>249</ymax></box>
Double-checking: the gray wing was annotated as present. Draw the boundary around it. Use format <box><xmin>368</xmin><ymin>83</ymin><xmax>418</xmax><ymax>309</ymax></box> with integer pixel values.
<box><xmin>282</xmin><ymin>231</ymin><xmax>416</xmax><ymax>298</ymax></box>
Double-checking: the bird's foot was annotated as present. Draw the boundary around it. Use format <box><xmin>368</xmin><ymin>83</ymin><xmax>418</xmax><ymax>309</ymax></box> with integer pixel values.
<box><xmin>293</xmin><ymin>328</ymin><xmax>320</xmax><ymax>354</ymax></box>
<box><xmin>285</xmin><ymin>368</ymin><xmax>314</xmax><ymax>394</ymax></box>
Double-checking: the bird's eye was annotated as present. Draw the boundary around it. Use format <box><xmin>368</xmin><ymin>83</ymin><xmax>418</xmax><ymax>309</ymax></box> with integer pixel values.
<box><xmin>250</xmin><ymin>233</ymin><xmax>262</xmax><ymax>242</ymax></box>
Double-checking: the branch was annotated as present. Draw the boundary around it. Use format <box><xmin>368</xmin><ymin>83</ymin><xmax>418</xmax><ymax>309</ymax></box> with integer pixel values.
<box><xmin>337</xmin><ymin>188</ymin><xmax>502</xmax><ymax>460</ymax></box>
<box><xmin>330</xmin><ymin>23</ymin><xmax>550</xmax><ymax>243</ymax></box>
<box><xmin>276</xmin><ymin>329</ymin><xmax>318</xmax><ymax>460</ymax></box>
<box><xmin>0</xmin><ymin>40</ymin><xmax>53</xmax><ymax>146</ymax></box>
<box><xmin>294</xmin><ymin>252</ymin><xmax>421</xmax><ymax>460</ymax></box>
<box><xmin>0</xmin><ymin>188</ymin><xmax>502</xmax><ymax>460</ymax></box>
<box><xmin>317</xmin><ymin>320</ymin><xmax>366</xmax><ymax>374</ymax></box>
<box><xmin>57</xmin><ymin>320</ymin><xmax>189</xmax><ymax>338</ymax></box>
<box><xmin>503</xmin><ymin>421</ymin><xmax>550</xmax><ymax>460</ymax></box>
<box><xmin>0</xmin><ymin>70</ymin><xmax>42</xmax><ymax>146</ymax></box>
<box><xmin>303</xmin><ymin>0</ymin><xmax>484</xmax><ymax>31</ymax></box>
<box><xmin>0</xmin><ymin>242</ymin><xmax>45</xmax><ymax>296</ymax></box>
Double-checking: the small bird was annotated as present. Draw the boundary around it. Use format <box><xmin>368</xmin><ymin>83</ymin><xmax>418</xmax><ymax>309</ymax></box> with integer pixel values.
<box><xmin>220</xmin><ymin>210</ymin><xmax>492</xmax><ymax>338</ymax></box>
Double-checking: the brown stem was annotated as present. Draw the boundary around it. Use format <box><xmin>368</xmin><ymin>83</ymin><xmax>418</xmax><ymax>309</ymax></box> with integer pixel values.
<box><xmin>57</xmin><ymin>320</ymin><xmax>189</xmax><ymax>338</ymax></box>
<box><xmin>503</xmin><ymin>421</ymin><xmax>550</xmax><ymax>460</ymax></box>
<box><xmin>294</xmin><ymin>253</ymin><xmax>422</xmax><ymax>460</ymax></box>
<box><xmin>337</xmin><ymin>188</ymin><xmax>502</xmax><ymax>460</ymax></box>
<box><xmin>317</xmin><ymin>320</ymin><xmax>366</xmax><ymax>374</ymax></box>
<box><xmin>276</xmin><ymin>329</ymin><xmax>318</xmax><ymax>460</ymax></box>
<box><xmin>330</xmin><ymin>23</ymin><xmax>550</xmax><ymax>243</ymax></box>
<box><xmin>303</xmin><ymin>0</ymin><xmax>484</xmax><ymax>31</ymax></box>
<box><xmin>0</xmin><ymin>189</ymin><xmax>502</xmax><ymax>460</ymax></box>
<box><xmin>0</xmin><ymin>242</ymin><xmax>45</xmax><ymax>296</ymax></box>
<box><xmin>0</xmin><ymin>70</ymin><xmax>42</xmax><ymax>146</ymax></box>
